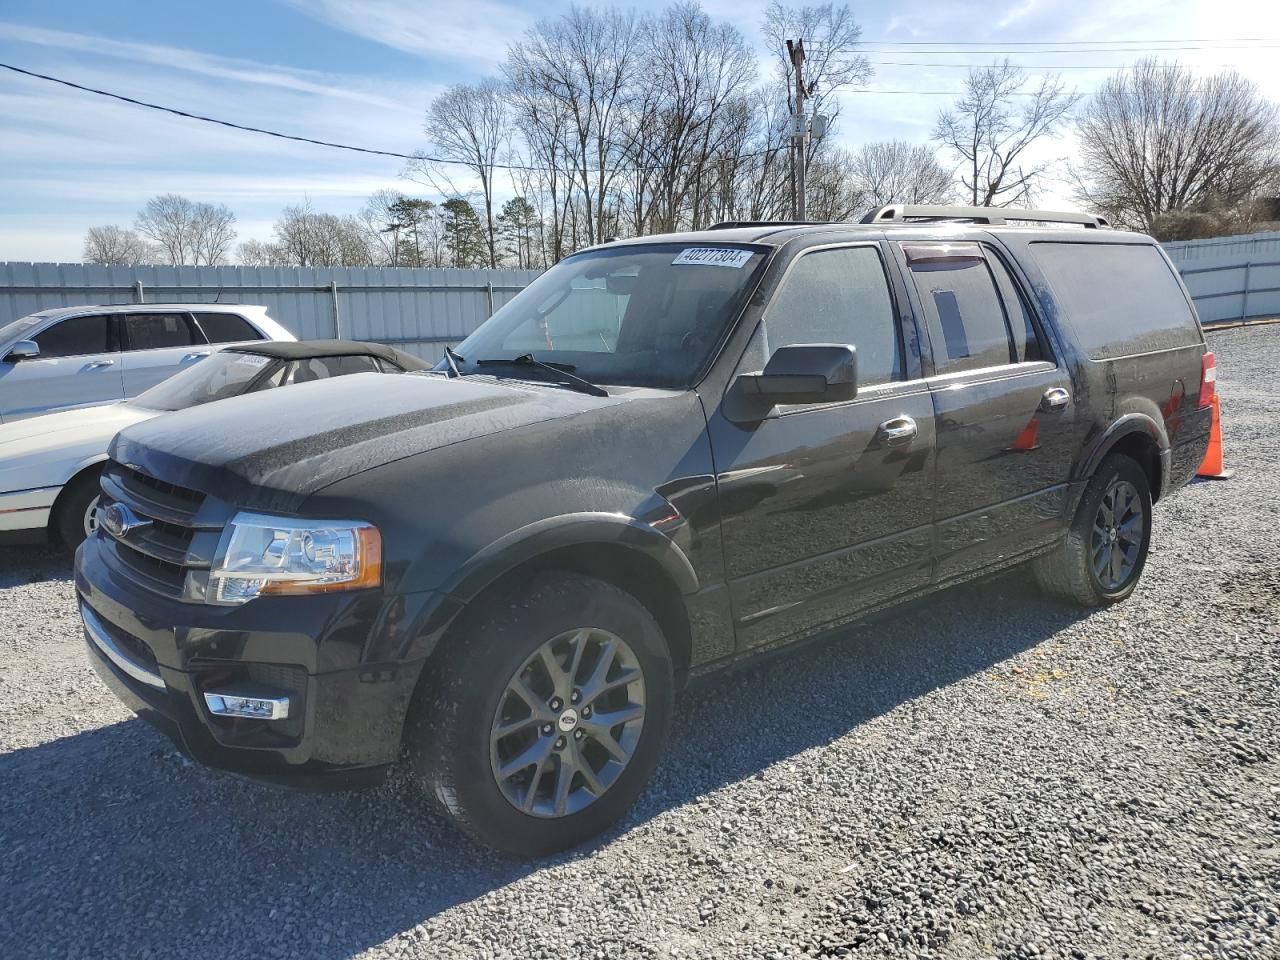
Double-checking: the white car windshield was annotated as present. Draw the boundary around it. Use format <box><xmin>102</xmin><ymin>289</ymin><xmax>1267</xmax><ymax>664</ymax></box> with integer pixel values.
<box><xmin>446</xmin><ymin>243</ymin><xmax>768</xmax><ymax>389</ymax></box>
<box><xmin>131</xmin><ymin>351</ymin><xmax>282</xmax><ymax>411</ymax></box>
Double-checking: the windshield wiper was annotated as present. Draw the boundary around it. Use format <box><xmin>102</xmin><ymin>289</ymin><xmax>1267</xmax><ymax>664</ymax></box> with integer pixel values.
<box><xmin>476</xmin><ymin>353</ymin><xmax>609</xmax><ymax>397</ymax></box>
<box><xmin>443</xmin><ymin>345</ymin><xmax>464</xmax><ymax>378</ymax></box>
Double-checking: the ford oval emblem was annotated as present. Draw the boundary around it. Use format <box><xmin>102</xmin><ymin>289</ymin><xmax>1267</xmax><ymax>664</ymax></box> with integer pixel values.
<box><xmin>100</xmin><ymin>502</ymin><xmax>152</xmax><ymax>539</ymax></box>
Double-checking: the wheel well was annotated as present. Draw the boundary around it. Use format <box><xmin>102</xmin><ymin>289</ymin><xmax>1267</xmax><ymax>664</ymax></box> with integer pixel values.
<box><xmin>439</xmin><ymin>543</ymin><xmax>694</xmax><ymax>682</ymax></box>
<box><xmin>48</xmin><ymin>462</ymin><xmax>104</xmax><ymax>541</ymax></box>
<box><xmin>1104</xmin><ymin>432</ymin><xmax>1162</xmax><ymax>502</ymax></box>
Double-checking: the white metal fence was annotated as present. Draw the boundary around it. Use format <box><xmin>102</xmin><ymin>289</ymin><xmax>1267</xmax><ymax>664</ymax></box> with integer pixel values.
<box><xmin>1162</xmin><ymin>232</ymin><xmax>1280</xmax><ymax>325</ymax></box>
<box><xmin>0</xmin><ymin>262</ymin><xmax>543</xmax><ymax>363</ymax></box>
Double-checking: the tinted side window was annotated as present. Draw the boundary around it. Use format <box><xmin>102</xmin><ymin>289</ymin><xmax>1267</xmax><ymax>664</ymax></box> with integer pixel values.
<box><xmin>33</xmin><ymin>315</ymin><xmax>114</xmax><ymax>357</ymax></box>
<box><xmin>762</xmin><ymin>246</ymin><xmax>902</xmax><ymax>387</ymax></box>
<box><xmin>985</xmin><ymin>251</ymin><xmax>1047</xmax><ymax>363</ymax></box>
<box><xmin>194</xmin><ymin>312</ymin><xmax>262</xmax><ymax>343</ymax></box>
<box><xmin>904</xmin><ymin>243</ymin><xmax>1012</xmax><ymax>374</ymax></box>
<box><xmin>124</xmin><ymin>313</ymin><xmax>198</xmax><ymax>350</ymax></box>
<box><xmin>1029</xmin><ymin>242</ymin><xmax>1199</xmax><ymax>359</ymax></box>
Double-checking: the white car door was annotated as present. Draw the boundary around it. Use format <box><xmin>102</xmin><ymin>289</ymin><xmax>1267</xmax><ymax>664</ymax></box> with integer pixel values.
<box><xmin>118</xmin><ymin>311</ymin><xmax>211</xmax><ymax>397</ymax></box>
<box><xmin>0</xmin><ymin>313</ymin><xmax>125</xmax><ymax>421</ymax></box>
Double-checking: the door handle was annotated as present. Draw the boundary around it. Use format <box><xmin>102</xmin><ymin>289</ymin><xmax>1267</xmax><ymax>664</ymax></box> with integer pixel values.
<box><xmin>83</xmin><ymin>359</ymin><xmax>114</xmax><ymax>369</ymax></box>
<box><xmin>876</xmin><ymin>415</ymin><xmax>917</xmax><ymax>446</ymax></box>
<box><xmin>182</xmin><ymin>351</ymin><xmax>212</xmax><ymax>362</ymax></box>
<box><xmin>1040</xmin><ymin>387</ymin><xmax>1071</xmax><ymax>411</ymax></box>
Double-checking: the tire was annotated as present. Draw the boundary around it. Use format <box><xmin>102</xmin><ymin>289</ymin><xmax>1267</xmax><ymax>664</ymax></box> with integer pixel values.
<box><xmin>408</xmin><ymin>571</ymin><xmax>675</xmax><ymax>856</ymax></box>
<box><xmin>1034</xmin><ymin>453</ymin><xmax>1153</xmax><ymax>606</ymax></box>
<box><xmin>55</xmin><ymin>468</ymin><xmax>103</xmax><ymax>552</ymax></box>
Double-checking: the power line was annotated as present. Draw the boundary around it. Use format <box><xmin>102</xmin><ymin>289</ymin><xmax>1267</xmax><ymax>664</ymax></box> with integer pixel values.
<box><xmin>856</xmin><ymin>37</ymin><xmax>1279</xmax><ymax>45</ymax></box>
<box><xmin>0</xmin><ymin>62</ymin><xmax>432</xmax><ymax>161</ymax></box>
<box><xmin>827</xmin><ymin>43</ymin><xmax>1280</xmax><ymax>54</ymax></box>
<box><xmin>867</xmin><ymin>59</ymin><xmax>1231</xmax><ymax>69</ymax></box>
<box><xmin>0</xmin><ymin>61</ymin><xmax>796</xmax><ymax>171</ymax></box>
<box><xmin>848</xmin><ymin>89</ymin><xmax>1048</xmax><ymax>96</ymax></box>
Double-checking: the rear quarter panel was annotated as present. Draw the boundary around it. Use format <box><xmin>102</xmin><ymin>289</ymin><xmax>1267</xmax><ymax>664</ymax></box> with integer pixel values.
<box><xmin>995</xmin><ymin>232</ymin><xmax>1211</xmax><ymax>500</ymax></box>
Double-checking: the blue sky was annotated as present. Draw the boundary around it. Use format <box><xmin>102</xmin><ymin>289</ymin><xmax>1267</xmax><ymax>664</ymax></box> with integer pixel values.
<box><xmin>1</xmin><ymin>0</ymin><xmax>1277</xmax><ymax>261</ymax></box>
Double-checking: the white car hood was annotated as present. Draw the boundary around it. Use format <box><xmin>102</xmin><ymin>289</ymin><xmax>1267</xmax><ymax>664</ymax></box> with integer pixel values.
<box><xmin>0</xmin><ymin>402</ymin><xmax>156</xmax><ymax>492</ymax></box>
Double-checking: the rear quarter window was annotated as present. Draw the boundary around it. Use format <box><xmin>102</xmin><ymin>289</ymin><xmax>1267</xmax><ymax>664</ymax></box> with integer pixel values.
<box><xmin>1029</xmin><ymin>242</ymin><xmax>1200</xmax><ymax>360</ymax></box>
<box><xmin>194</xmin><ymin>312</ymin><xmax>263</xmax><ymax>343</ymax></box>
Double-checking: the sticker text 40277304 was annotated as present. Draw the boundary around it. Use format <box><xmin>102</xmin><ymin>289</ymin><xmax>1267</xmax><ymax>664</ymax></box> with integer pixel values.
<box><xmin>671</xmin><ymin>248</ymin><xmax>754</xmax><ymax>269</ymax></box>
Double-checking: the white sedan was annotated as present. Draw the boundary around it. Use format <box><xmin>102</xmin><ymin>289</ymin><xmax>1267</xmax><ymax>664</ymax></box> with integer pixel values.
<box><xmin>0</xmin><ymin>340</ymin><xmax>427</xmax><ymax>550</ymax></box>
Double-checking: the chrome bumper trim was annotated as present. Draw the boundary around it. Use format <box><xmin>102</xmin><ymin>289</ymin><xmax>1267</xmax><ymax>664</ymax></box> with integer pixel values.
<box><xmin>80</xmin><ymin>603</ymin><xmax>165</xmax><ymax>690</ymax></box>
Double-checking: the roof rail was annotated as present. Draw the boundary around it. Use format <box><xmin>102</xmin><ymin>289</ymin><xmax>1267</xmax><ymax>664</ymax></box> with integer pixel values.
<box><xmin>707</xmin><ymin>220</ymin><xmax>824</xmax><ymax>230</ymax></box>
<box><xmin>860</xmin><ymin>204</ymin><xmax>1110</xmax><ymax>229</ymax></box>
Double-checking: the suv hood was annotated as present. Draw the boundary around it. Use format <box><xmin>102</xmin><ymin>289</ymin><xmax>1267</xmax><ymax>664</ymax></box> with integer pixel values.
<box><xmin>111</xmin><ymin>372</ymin><xmax>627</xmax><ymax>513</ymax></box>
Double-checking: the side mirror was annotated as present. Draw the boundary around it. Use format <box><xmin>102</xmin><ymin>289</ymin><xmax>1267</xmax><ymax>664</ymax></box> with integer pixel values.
<box><xmin>736</xmin><ymin>343</ymin><xmax>857</xmax><ymax>407</ymax></box>
<box><xmin>4</xmin><ymin>340</ymin><xmax>39</xmax><ymax>362</ymax></box>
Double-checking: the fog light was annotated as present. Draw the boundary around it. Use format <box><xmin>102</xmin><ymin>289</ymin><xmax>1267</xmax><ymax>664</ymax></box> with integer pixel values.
<box><xmin>204</xmin><ymin>690</ymin><xmax>291</xmax><ymax>720</ymax></box>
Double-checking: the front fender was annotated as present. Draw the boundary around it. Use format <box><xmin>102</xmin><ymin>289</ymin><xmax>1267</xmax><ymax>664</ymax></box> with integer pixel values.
<box><xmin>441</xmin><ymin>511</ymin><xmax>699</xmax><ymax>603</ymax></box>
<box><xmin>380</xmin><ymin>513</ymin><xmax>700</xmax><ymax>666</ymax></box>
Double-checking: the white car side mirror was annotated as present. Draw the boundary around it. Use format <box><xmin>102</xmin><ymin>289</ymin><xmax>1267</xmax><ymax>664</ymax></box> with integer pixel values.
<box><xmin>4</xmin><ymin>340</ymin><xmax>40</xmax><ymax>362</ymax></box>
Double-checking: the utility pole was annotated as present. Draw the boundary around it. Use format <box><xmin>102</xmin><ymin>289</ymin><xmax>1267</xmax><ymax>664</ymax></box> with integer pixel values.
<box><xmin>787</xmin><ymin>38</ymin><xmax>807</xmax><ymax>221</ymax></box>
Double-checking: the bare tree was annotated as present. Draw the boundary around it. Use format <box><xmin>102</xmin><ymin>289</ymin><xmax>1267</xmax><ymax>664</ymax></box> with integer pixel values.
<box><xmin>1074</xmin><ymin>60</ymin><xmax>1280</xmax><ymax>232</ymax></box>
<box><xmin>82</xmin><ymin>225</ymin><xmax>153</xmax><ymax>265</ymax></box>
<box><xmin>237</xmin><ymin>238</ymin><xmax>290</xmax><ymax>267</ymax></box>
<box><xmin>271</xmin><ymin>201</ymin><xmax>374</xmax><ymax>267</ymax></box>
<box><xmin>934</xmin><ymin>60</ymin><xmax>1080</xmax><ymax>207</ymax></box>
<box><xmin>506</xmin><ymin>7</ymin><xmax>642</xmax><ymax>247</ymax></box>
<box><xmin>192</xmin><ymin>202</ymin><xmax>237</xmax><ymax>265</ymax></box>
<box><xmin>622</xmin><ymin>3</ymin><xmax>757</xmax><ymax>232</ymax></box>
<box><xmin>483</xmin><ymin>2</ymin><xmax>878</xmax><ymax>258</ymax></box>
<box><xmin>851</xmin><ymin>141</ymin><xmax>954</xmax><ymax>208</ymax></box>
<box><xmin>135</xmin><ymin>194</ymin><xmax>237</xmax><ymax>265</ymax></box>
<box><xmin>414</xmin><ymin>79</ymin><xmax>510</xmax><ymax>268</ymax></box>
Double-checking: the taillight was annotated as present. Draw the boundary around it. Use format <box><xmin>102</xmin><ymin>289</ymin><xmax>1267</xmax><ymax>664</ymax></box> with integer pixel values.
<box><xmin>1199</xmin><ymin>352</ymin><xmax>1217</xmax><ymax>407</ymax></box>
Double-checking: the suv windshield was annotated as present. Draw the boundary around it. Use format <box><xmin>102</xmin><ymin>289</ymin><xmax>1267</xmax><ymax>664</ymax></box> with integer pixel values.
<box><xmin>131</xmin><ymin>350</ymin><xmax>281</xmax><ymax>411</ymax></box>
<box><xmin>448</xmin><ymin>243</ymin><xmax>767</xmax><ymax>389</ymax></box>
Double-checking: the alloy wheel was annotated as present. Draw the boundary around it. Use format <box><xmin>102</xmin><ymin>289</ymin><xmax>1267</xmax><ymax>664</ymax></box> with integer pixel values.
<box><xmin>1090</xmin><ymin>479</ymin><xmax>1143</xmax><ymax>590</ymax></box>
<box><xmin>489</xmin><ymin>627</ymin><xmax>646</xmax><ymax>818</ymax></box>
<box><xmin>82</xmin><ymin>496</ymin><xmax>102</xmax><ymax>538</ymax></box>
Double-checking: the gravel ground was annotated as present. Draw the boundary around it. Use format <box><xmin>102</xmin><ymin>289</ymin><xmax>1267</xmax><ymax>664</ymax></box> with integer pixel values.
<box><xmin>2</xmin><ymin>325</ymin><xmax>1277</xmax><ymax>960</ymax></box>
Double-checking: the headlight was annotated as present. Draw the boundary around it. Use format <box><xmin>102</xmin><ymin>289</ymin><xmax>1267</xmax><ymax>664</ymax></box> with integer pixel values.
<box><xmin>208</xmin><ymin>512</ymin><xmax>382</xmax><ymax>605</ymax></box>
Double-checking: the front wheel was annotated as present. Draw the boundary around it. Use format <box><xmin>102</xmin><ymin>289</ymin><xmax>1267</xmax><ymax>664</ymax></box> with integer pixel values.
<box><xmin>1034</xmin><ymin>453</ymin><xmax>1153</xmax><ymax>606</ymax></box>
<box><xmin>408</xmin><ymin>572</ymin><xmax>674</xmax><ymax>856</ymax></box>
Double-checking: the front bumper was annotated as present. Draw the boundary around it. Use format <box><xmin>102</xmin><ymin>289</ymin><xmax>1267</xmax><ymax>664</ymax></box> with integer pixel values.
<box><xmin>76</xmin><ymin>533</ymin><xmax>438</xmax><ymax>789</ymax></box>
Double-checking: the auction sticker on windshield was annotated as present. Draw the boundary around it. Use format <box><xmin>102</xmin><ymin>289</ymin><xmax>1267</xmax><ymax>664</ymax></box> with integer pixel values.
<box><xmin>672</xmin><ymin>248</ymin><xmax>754</xmax><ymax>268</ymax></box>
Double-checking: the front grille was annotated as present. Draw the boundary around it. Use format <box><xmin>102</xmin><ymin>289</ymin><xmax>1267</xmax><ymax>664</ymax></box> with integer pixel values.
<box><xmin>99</xmin><ymin>462</ymin><xmax>224</xmax><ymax>601</ymax></box>
<box><xmin>125</xmin><ymin>468</ymin><xmax>204</xmax><ymax>507</ymax></box>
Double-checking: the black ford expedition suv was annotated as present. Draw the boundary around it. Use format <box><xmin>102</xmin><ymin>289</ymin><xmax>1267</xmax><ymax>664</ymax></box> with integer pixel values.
<box><xmin>77</xmin><ymin>205</ymin><xmax>1215</xmax><ymax>855</ymax></box>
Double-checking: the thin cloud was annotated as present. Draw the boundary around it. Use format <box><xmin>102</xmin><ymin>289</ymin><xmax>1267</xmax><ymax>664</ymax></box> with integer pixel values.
<box><xmin>0</xmin><ymin>21</ymin><xmax>402</xmax><ymax>108</ymax></box>
<box><xmin>283</xmin><ymin>0</ymin><xmax>533</xmax><ymax>62</ymax></box>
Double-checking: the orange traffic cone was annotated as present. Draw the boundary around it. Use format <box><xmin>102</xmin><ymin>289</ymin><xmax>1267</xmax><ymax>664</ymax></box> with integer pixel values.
<box><xmin>1196</xmin><ymin>394</ymin><xmax>1234</xmax><ymax>480</ymax></box>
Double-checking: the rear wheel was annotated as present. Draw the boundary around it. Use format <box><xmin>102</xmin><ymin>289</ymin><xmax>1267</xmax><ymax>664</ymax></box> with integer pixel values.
<box><xmin>408</xmin><ymin>572</ymin><xmax>674</xmax><ymax>856</ymax></box>
<box><xmin>1034</xmin><ymin>453</ymin><xmax>1152</xmax><ymax>606</ymax></box>
<box><xmin>55</xmin><ymin>468</ymin><xmax>103</xmax><ymax>552</ymax></box>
